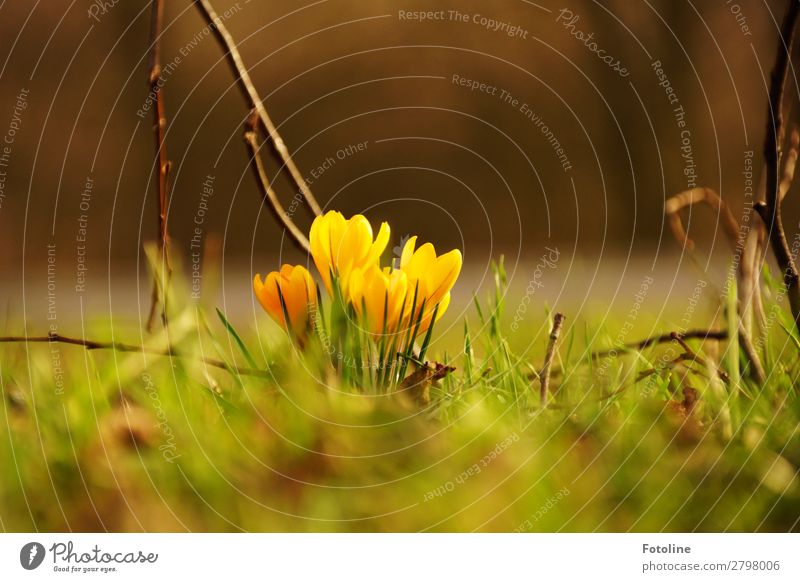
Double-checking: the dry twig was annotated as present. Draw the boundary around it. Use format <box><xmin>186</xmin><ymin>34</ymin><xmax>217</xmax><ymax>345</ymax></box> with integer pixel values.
<box><xmin>195</xmin><ymin>0</ymin><xmax>322</xmax><ymax>218</ymax></box>
<box><xmin>665</xmin><ymin>186</ymin><xmax>767</xmax><ymax>382</ymax></box>
<box><xmin>665</xmin><ymin>187</ymin><xmax>740</xmax><ymax>253</ymax></box>
<box><xmin>754</xmin><ymin>0</ymin><xmax>800</xmax><ymax>333</ymax></box>
<box><xmin>243</xmin><ymin>112</ymin><xmax>311</xmax><ymax>253</ymax></box>
<box><xmin>0</xmin><ymin>334</ymin><xmax>269</xmax><ymax>378</ymax></box>
<box><xmin>146</xmin><ymin>0</ymin><xmax>173</xmax><ymax>332</ymax></box>
<box><xmin>526</xmin><ymin>328</ymin><xmax>728</xmax><ymax>382</ymax></box>
<box><xmin>737</xmin><ymin>319</ymin><xmax>766</xmax><ymax>383</ymax></box>
<box><xmin>588</xmin><ymin>329</ymin><xmax>728</xmax><ymax>361</ymax></box>
<box><xmin>539</xmin><ymin>313</ymin><xmax>565</xmax><ymax>406</ymax></box>
<box><xmin>780</xmin><ymin>127</ymin><xmax>800</xmax><ymax>200</ymax></box>
<box><xmin>740</xmin><ymin>202</ymin><xmax>767</xmax><ymax>336</ymax></box>
<box><xmin>671</xmin><ymin>332</ymin><xmax>729</xmax><ymax>384</ymax></box>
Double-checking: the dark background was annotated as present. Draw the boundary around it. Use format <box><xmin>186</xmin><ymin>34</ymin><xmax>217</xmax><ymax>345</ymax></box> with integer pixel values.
<box><xmin>0</xmin><ymin>0</ymin><xmax>793</xmax><ymax>319</ymax></box>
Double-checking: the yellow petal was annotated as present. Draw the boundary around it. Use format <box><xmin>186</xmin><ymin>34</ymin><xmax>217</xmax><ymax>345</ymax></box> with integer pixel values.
<box><xmin>254</xmin><ymin>265</ymin><xmax>317</xmax><ymax>337</ymax></box>
<box><xmin>310</xmin><ymin>211</ymin><xmax>394</xmax><ymax>304</ymax></box>
<box><xmin>254</xmin><ymin>274</ymin><xmax>271</xmax><ymax>318</ymax></box>
<box><xmin>253</xmin><ymin>273</ymin><xmax>265</xmax><ymax>299</ymax></box>
<box><xmin>400</xmin><ymin>236</ymin><xmax>418</xmax><ymax>270</ymax></box>
<box><xmin>310</xmin><ymin>211</ymin><xmax>338</xmax><ymax>293</ymax></box>
<box><xmin>285</xmin><ymin>266</ymin><xmax>313</xmax><ymax>331</ymax></box>
<box><xmin>427</xmin><ymin>249</ymin><xmax>463</xmax><ymax>307</ymax></box>
<box><xmin>386</xmin><ymin>269</ymin><xmax>409</xmax><ymax>333</ymax></box>
<box><xmin>260</xmin><ymin>271</ymin><xmax>286</xmax><ymax>326</ymax></box>
<box><xmin>364</xmin><ymin>270</ymin><xmax>389</xmax><ymax>336</ymax></box>
<box><xmin>325</xmin><ymin>211</ymin><xmax>347</xmax><ymax>264</ymax></box>
<box><xmin>348</xmin><ymin>266</ymin><xmax>368</xmax><ymax>317</ymax></box>
<box><xmin>279</xmin><ymin>263</ymin><xmax>295</xmax><ymax>282</ymax></box>
<box><xmin>406</xmin><ymin>242</ymin><xmax>437</xmax><ymax>283</ymax></box>
<box><xmin>341</xmin><ymin>215</ymin><xmax>374</xmax><ymax>271</ymax></box>
<box><xmin>365</xmin><ymin>221</ymin><xmax>391</xmax><ymax>266</ymax></box>
<box><xmin>435</xmin><ymin>292</ymin><xmax>451</xmax><ymax>320</ymax></box>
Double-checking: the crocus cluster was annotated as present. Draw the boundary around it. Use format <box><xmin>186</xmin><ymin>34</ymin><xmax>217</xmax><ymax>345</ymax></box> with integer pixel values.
<box><xmin>253</xmin><ymin>211</ymin><xmax>462</xmax><ymax>377</ymax></box>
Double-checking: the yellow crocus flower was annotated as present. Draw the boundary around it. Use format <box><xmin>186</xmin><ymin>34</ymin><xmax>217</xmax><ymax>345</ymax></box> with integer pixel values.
<box><xmin>399</xmin><ymin>236</ymin><xmax>463</xmax><ymax>316</ymax></box>
<box><xmin>417</xmin><ymin>292</ymin><xmax>451</xmax><ymax>334</ymax></box>
<box><xmin>253</xmin><ymin>264</ymin><xmax>317</xmax><ymax>337</ymax></box>
<box><xmin>309</xmin><ymin>210</ymin><xmax>390</xmax><ymax>294</ymax></box>
<box><xmin>349</xmin><ymin>266</ymin><xmax>408</xmax><ymax>336</ymax></box>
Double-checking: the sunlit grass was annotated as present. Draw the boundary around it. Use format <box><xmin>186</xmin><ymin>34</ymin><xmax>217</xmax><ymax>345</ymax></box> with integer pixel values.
<box><xmin>1</xmin><ymin>259</ymin><xmax>799</xmax><ymax>532</ymax></box>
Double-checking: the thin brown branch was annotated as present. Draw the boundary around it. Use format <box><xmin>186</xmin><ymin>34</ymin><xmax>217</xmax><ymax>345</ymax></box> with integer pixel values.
<box><xmin>243</xmin><ymin>113</ymin><xmax>311</xmax><ymax>253</ymax></box>
<box><xmin>598</xmin><ymin>354</ymin><xmax>691</xmax><ymax>403</ymax></box>
<box><xmin>665</xmin><ymin>187</ymin><xmax>740</xmax><ymax>253</ymax></box>
<box><xmin>671</xmin><ymin>332</ymin><xmax>729</xmax><ymax>384</ymax></box>
<box><xmin>632</xmin><ymin>354</ymin><xmax>689</xmax><ymax>385</ymax></box>
<box><xmin>737</xmin><ymin>318</ymin><xmax>766</xmax><ymax>384</ymax></box>
<box><xmin>146</xmin><ymin>0</ymin><xmax>173</xmax><ymax>332</ymax></box>
<box><xmin>539</xmin><ymin>313</ymin><xmax>565</xmax><ymax>406</ymax></box>
<box><xmin>671</xmin><ymin>332</ymin><xmax>699</xmax><ymax>360</ymax></box>
<box><xmin>755</xmin><ymin>0</ymin><xmax>800</xmax><ymax>334</ymax></box>
<box><xmin>780</xmin><ymin>127</ymin><xmax>800</xmax><ymax>200</ymax></box>
<box><xmin>664</xmin><ymin>188</ymin><xmax>767</xmax><ymax>383</ymax></box>
<box><xmin>589</xmin><ymin>328</ymin><xmax>728</xmax><ymax>361</ymax></box>
<box><xmin>526</xmin><ymin>328</ymin><xmax>729</xmax><ymax>382</ymax></box>
<box><xmin>0</xmin><ymin>334</ymin><xmax>270</xmax><ymax>379</ymax></box>
<box><xmin>195</xmin><ymin>0</ymin><xmax>322</xmax><ymax>217</ymax></box>
<box><xmin>741</xmin><ymin>211</ymin><xmax>766</xmax><ymax>336</ymax></box>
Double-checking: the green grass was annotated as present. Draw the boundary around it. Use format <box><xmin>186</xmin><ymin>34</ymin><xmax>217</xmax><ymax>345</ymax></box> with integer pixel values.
<box><xmin>1</xmin><ymin>261</ymin><xmax>799</xmax><ymax>532</ymax></box>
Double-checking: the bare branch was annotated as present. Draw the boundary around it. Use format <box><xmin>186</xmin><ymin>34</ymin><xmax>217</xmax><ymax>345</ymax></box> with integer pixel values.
<box><xmin>146</xmin><ymin>0</ymin><xmax>173</xmax><ymax>332</ymax></box>
<box><xmin>740</xmin><ymin>206</ymin><xmax>767</xmax><ymax>336</ymax></box>
<box><xmin>671</xmin><ymin>332</ymin><xmax>729</xmax><ymax>384</ymax></box>
<box><xmin>195</xmin><ymin>0</ymin><xmax>322</xmax><ymax>217</ymax></box>
<box><xmin>588</xmin><ymin>329</ymin><xmax>728</xmax><ymax>361</ymax></box>
<box><xmin>527</xmin><ymin>328</ymin><xmax>729</xmax><ymax>382</ymax></box>
<box><xmin>754</xmin><ymin>0</ymin><xmax>800</xmax><ymax>333</ymax></box>
<box><xmin>737</xmin><ymin>318</ymin><xmax>766</xmax><ymax>384</ymax></box>
<box><xmin>665</xmin><ymin>187</ymin><xmax>740</xmax><ymax>253</ymax></box>
<box><xmin>664</xmin><ymin>185</ymin><xmax>767</xmax><ymax>383</ymax></box>
<box><xmin>539</xmin><ymin>313</ymin><xmax>565</xmax><ymax>406</ymax></box>
<box><xmin>0</xmin><ymin>334</ymin><xmax>270</xmax><ymax>378</ymax></box>
<box><xmin>780</xmin><ymin>126</ymin><xmax>800</xmax><ymax>200</ymax></box>
<box><xmin>243</xmin><ymin>113</ymin><xmax>311</xmax><ymax>253</ymax></box>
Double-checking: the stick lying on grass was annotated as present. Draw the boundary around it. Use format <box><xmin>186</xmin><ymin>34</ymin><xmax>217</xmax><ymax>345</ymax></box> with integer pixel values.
<box><xmin>1</xmin><ymin>326</ymin><xmax>726</xmax><ymax>385</ymax></box>
<box><xmin>0</xmin><ymin>334</ymin><xmax>270</xmax><ymax>379</ymax></box>
<box><xmin>584</xmin><ymin>329</ymin><xmax>728</xmax><ymax>361</ymax></box>
<box><xmin>527</xmin><ymin>328</ymin><xmax>730</xmax><ymax>383</ymax></box>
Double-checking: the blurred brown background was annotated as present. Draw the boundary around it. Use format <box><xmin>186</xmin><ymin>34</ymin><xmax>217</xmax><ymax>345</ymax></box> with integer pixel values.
<box><xmin>0</xmin><ymin>0</ymin><xmax>793</xmax><ymax>323</ymax></box>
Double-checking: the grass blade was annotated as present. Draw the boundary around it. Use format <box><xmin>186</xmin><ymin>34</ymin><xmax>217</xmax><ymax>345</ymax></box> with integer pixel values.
<box><xmin>216</xmin><ymin>307</ymin><xmax>259</xmax><ymax>370</ymax></box>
